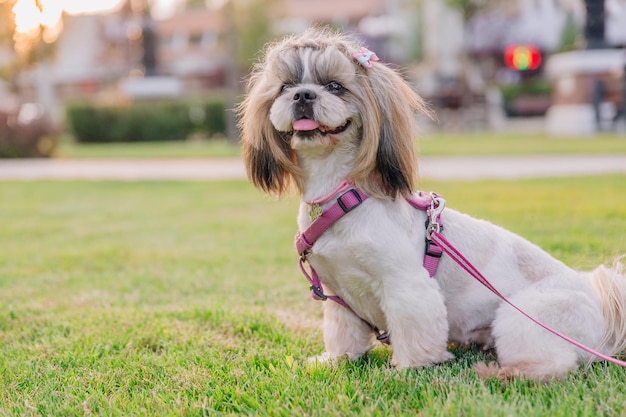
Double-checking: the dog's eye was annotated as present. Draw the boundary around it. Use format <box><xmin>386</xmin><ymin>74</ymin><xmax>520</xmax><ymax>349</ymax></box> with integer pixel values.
<box><xmin>280</xmin><ymin>85</ymin><xmax>289</xmax><ymax>94</ymax></box>
<box><xmin>325</xmin><ymin>81</ymin><xmax>345</xmax><ymax>94</ymax></box>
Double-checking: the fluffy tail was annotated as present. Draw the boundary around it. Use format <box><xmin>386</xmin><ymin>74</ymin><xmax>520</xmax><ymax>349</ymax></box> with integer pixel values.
<box><xmin>588</xmin><ymin>256</ymin><xmax>626</xmax><ymax>357</ymax></box>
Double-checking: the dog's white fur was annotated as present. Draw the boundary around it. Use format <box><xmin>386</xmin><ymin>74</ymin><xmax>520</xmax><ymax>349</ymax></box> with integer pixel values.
<box><xmin>238</xmin><ymin>28</ymin><xmax>626</xmax><ymax>380</ymax></box>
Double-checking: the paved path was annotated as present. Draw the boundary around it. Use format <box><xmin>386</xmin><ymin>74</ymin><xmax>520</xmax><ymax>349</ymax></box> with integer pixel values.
<box><xmin>0</xmin><ymin>155</ymin><xmax>625</xmax><ymax>181</ymax></box>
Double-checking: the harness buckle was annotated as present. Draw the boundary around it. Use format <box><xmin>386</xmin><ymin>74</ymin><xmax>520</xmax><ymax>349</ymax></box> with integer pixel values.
<box><xmin>310</xmin><ymin>285</ymin><xmax>328</xmax><ymax>301</ymax></box>
<box><xmin>425</xmin><ymin>238</ymin><xmax>443</xmax><ymax>258</ymax></box>
<box><xmin>426</xmin><ymin>220</ymin><xmax>440</xmax><ymax>236</ymax></box>
<box><xmin>376</xmin><ymin>331</ymin><xmax>390</xmax><ymax>344</ymax></box>
<box><xmin>337</xmin><ymin>189</ymin><xmax>363</xmax><ymax>213</ymax></box>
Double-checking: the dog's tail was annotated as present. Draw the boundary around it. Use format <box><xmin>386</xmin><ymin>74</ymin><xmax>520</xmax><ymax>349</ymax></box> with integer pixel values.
<box><xmin>588</xmin><ymin>255</ymin><xmax>626</xmax><ymax>357</ymax></box>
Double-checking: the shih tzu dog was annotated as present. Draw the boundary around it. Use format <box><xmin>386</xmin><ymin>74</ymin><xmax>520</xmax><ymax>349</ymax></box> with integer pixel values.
<box><xmin>237</xmin><ymin>28</ymin><xmax>626</xmax><ymax>380</ymax></box>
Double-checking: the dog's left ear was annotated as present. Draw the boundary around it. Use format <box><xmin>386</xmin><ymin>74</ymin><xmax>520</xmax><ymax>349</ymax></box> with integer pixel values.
<box><xmin>351</xmin><ymin>62</ymin><xmax>427</xmax><ymax>198</ymax></box>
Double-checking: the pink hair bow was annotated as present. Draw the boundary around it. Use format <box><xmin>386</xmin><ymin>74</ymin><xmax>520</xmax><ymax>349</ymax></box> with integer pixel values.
<box><xmin>352</xmin><ymin>47</ymin><xmax>379</xmax><ymax>69</ymax></box>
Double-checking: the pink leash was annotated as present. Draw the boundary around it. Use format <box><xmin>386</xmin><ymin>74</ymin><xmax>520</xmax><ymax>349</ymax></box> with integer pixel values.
<box><xmin>429</xmin><ymin>229</ymin><xmax>626</xmax><ymax>368</ymax></box>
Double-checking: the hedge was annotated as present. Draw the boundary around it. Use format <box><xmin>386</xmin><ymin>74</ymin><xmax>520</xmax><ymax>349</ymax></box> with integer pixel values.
<box><xmin>500</xmin><ymin>80</ymin><xmax>552</xmax><ymax>117</ymax></box>
<box><xmin>66</xmin><ymin>98</ymin><xmax>227</xmax><ymax>143</ymax></box>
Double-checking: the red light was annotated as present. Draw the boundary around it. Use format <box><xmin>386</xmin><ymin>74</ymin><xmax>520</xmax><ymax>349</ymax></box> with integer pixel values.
<box><xmin>504</xmin><ymin>44</ymin><xmax>541</xmax><ymax>71</ymax></box>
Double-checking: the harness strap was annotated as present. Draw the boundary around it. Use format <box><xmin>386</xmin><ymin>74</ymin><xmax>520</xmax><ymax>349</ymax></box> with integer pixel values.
<box><xmin>295</xmin><ymin>188</ymin><xmax>368</xmax><ymax>255</ymax></box>
<box><xmin>407</xmin><ymin>192</ymin><xmax>445</xmax><ymax>277</ymax></box>
<box><xmin>295</xmin><ymin>187</ymin><xmax>389</xmax><ymax>341</ymax></box>
<box><xmin>295</xmin><ymin>187</ymin><xmax>440</xmax><ymax>345</ymax></box>
<box><xmin>423</xmin><ymin>241</ymin><xmax>443</xmax><ymax>277</ymax></box>
<box><xmin>299</xmin><ymin>256</ymin><xmax>390</xmax><ymax>343</ymax></box>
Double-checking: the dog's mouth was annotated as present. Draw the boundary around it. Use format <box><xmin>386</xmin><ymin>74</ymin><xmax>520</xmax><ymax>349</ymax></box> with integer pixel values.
<box><xmin>291</xmin><ymin>118</ymin><xmax>351</xmax><ymax>137</ymax></box>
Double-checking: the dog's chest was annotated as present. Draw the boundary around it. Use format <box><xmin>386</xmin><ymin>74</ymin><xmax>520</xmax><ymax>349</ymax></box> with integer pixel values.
<box><xmin>309</xmin><ymin>229</ymin><xmax>378</xmax><ymax>287</ymax></box>
<box><xmin>308</xmin><ymin>236</ymin><xmax>386</xmax><ymax>324</ymax></box>
<box><xmin>297</xmin><ymin>199</ymin><xmax>427</xmax><ymax>328</ymax></box>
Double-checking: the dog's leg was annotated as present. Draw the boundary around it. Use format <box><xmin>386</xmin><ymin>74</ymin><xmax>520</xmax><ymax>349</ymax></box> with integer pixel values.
<box><xmin>309</xmin><ymin>300</ymin><xmax>376</xmax><ymax>364</ymax></box>
<box><xmin>383</xmin><ymin>277</ymin><xmax>454</xmax><ymax>369</ymax></box>
<box><xmin>487</xmin><ymin>279</ymin><xmax>605</xmax><ymax>381</ymax></box>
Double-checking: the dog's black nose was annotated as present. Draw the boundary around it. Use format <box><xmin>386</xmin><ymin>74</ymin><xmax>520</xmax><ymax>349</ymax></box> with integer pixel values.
<box><xmin>293</xmin><ymin>89</ymin><xmax>317</xmax><ymax>103</ymax></box>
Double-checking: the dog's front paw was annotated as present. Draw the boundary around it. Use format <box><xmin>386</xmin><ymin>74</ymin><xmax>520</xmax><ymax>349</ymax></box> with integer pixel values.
<box><xmin>474</xmin><ymin>361</ymin><xmax>502</xmax><ymax>379</ymax></box>
<box><xmin>391</xmin><ymin>350</ymin><xmax>454</xmax><ymax>370</ymax></box>
<box><xmin>440</xmin><ymin>350</ymin><xmax>455</xmax><ymax>363</ymax></box>
<box><xmin>307</xmin><ymin>352</ymin><xmax>341</xmax><ymax>367</ymax></box>
<box><xmin>474</xmin><ymin>361</ymin><xmax>529</xmax><ymax>381</ymax></box>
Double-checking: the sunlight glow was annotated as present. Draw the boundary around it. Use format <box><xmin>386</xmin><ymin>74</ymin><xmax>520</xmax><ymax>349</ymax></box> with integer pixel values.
<box><xmin>12</xmin><ymin>0</ymin><xmax>125</xmax><ymax>34</ymax></box>
<box><xmin>12</xmin><ymin>0</ymin><xmax>43</xmax><ymax>33</ymax></box>
<box><xmin>12</xmin><ymin>0</ymin><xmax>180</xmax><ymax>37</ymax></box>
<box><xmin>62</xmin><ymin>0</ymin><xmax>125</xmax><ymax>15</ymax></box>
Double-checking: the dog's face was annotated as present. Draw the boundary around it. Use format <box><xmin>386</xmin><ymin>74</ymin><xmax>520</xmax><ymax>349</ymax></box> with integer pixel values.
<box><xmin>239</xmin><ymin>28</ymin><xmax>428</xmax><ymax>198</ymax></box>
<box><xmin>267</xmin><ymin>46</ymin><xmax>362</xmax><ymax>151</ymax></box>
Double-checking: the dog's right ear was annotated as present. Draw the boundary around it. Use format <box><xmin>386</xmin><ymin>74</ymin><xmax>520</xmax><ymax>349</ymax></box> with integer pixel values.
<box><xmin>238</xmin><ymin>71</ymin><xmax>298</xmax><ymax>196</ymax></box>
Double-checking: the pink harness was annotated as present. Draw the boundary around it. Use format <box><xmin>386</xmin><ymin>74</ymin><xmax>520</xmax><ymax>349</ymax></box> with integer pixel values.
<box><xmin>295</xmin><ymin>187</ymin><xmax>443</xmax><ymax>344</ymax></box>
<box><xmin>294</xmin><ymin>184</ymin><xmax>626</xmax><ymax>368</ymax></box>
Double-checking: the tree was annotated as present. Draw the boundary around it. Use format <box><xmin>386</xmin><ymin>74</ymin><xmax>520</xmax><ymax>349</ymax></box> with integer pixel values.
<box><xmin>185</xmin><ymin>0</ymin><xmax>206</xmax><ymax>8</ymax></box>
<box><xmin>231</xmin><ymin>0</ymin><xmax>280</xmax><ymax>70</ymax></box>
<box><xmin>119</xmin><ymin>0</ymin><xmax>159</xmax><ymax>75</ymax></box>
<box><xmin>0</xmin><ymin>0</ymin><xmax>17</xmax><ymax>82</ymax></box>
<box><xmin>0</xmin><ymin>0</ymin><xmax>58</xmax><ymax>87</ymax></box>
<box><xmin>219</xmin><ymin>0</ymin><xmax>279</xmax><ymax>142</ymax></box>
<box><xmin>446</xmin><ymin>0</ymin><xmax>493</xmax><ymax>20</ymax></box>
<box><xmin>0</xmin><ymin>0</ymin><xmax>16</xmax><ymax>45</ymax></box>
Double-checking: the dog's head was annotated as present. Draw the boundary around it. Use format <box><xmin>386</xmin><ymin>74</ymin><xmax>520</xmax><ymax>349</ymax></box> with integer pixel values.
<box><xmin>238</xmin><ymin>28</ymin><xmax>429</xmax><ymax>198</ymax></box>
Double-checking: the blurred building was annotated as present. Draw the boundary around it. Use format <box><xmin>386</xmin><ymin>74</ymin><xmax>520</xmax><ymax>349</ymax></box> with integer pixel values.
<box><xmin>6</xmin><ymin>0</ymin><xmax>626</xmax><ymax>128</ymax></box>
<box><xmin>13</xmin><ymin>0</ymin><xmax>402</xmax><ymax>104</ymax></box>
<box><xmin>156</xmin><ymin>8</ymin><xmax>225</xmax><ymax>87</ymax></box>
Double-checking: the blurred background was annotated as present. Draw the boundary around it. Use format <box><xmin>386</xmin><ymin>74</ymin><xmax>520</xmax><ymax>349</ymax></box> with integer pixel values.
<box><xmin>0</xmin><ymin>0</ymin><xmax>624</xmax><ymax>157</ymax></box>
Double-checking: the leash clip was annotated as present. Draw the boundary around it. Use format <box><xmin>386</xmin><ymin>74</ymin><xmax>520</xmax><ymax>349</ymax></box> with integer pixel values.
<box><xmin>427</xmin><ymin>194</ymin><xmax>446</xmax><ymax>236</ymax></box>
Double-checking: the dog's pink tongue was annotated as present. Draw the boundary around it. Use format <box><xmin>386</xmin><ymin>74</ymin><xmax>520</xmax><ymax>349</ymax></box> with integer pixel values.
<box><xmin>293</xmin><ymin>119</ymin><xmax>319</xmax><ymax>131</ymax></box>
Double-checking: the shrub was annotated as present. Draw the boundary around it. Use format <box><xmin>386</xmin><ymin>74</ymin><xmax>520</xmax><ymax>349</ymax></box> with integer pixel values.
<box><xmin>202</xmin><ymin>98</ymin><xmax>227</xmax><ymax>137</ymax></box>
<box><xmin>64</xmin><ymin>104</ymin><xmax>107</xmax><ymax>143</ymax></box>
<box><xmin>66</xmin><ymin>98</ymin><xmax>227</xmax><ymax>143</ymax></box>
<box><xmin>500</xmin><ymin>79</ymin><xmax>552</xmax><ymax>117</ymax></box>
<box><xmin>0</xmin><ymin>104</ymin><xmax>57</xmax><ymax>158</ymax></box>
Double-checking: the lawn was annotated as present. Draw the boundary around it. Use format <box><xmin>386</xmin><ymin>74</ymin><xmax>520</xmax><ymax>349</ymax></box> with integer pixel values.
<box><xmin>54</xmin><ymin>131</ymin><xmax>626</xmax><ymax>159</ymax></box>
<box><xmin>418</xmin><ymin>132</ymin><xmax>626</xmax><ymax>156</ymax></box>
<box><xmin>0</xmin><ymin>177</ymin><xmax>625</xmax><ymax>416</ymax></box>
<box><xmin>54</xmin><ymin>136</ymin><xmax>242</xmax><ymax>159</ymax></box>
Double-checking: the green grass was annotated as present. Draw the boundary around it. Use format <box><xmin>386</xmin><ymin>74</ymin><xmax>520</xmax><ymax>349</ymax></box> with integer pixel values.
<box><xmin>55</xmin><ymin>132</ymin><xmax>626</xmax><ymax>159</ymax></box>
<box><xmin>418</xmin><ymin>132</ymin><xmax>626</xmax><ymax>156</ymax></box>
<box><xmin>55</xmin><ymin>136</ymin><xmax>242</xmax><ymax>159</ymax></box>
<box><xmin>1</xmin><ymin>177</ymin><xmax>625</xmax><ymax>415</ymax></box>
